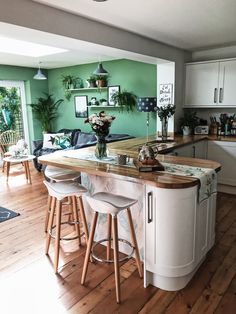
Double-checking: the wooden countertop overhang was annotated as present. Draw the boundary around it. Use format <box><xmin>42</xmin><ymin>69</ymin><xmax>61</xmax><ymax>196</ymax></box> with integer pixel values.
<box><xmin>39</xmin><ymin>135</ymin><xmax>221</xmax><ymax>190</ymax></box>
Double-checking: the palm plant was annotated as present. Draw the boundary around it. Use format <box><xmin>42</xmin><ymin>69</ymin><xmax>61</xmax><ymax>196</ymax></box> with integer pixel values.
<box><xmin>29</xmin><ymin>94</ymin><xmax>63</xmax><ymax>133</ymax></box>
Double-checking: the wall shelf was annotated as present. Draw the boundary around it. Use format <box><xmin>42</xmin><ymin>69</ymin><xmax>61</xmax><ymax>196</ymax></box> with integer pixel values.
<box><xmin>68</xmin><ymin>87</ymin><xmax>107</xmax><ymax>92</ymax></box>
<box><xmin>88</xmin><ymin>105</ymin><xmax>120</xmax><ymax>108</ymax></box>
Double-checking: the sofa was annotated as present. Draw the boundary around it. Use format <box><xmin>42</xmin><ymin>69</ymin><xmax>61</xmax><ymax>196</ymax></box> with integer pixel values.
<box><xmin>32</xmin><ymin>128</ymin><xmax>133</xmax><ymax>171</ymax></box>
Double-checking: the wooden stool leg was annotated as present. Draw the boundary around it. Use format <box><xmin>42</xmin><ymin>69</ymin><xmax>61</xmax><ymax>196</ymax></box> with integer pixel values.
<box><xmin>45</xmin><ymin>197</ymin><xmax>56</xmax><ymax>254</ymax></box>
<box><xmin>45</xmin><ymin>195</ymin><xmax>52</xmax><ymax>232</ymax></box>
<box><xmin>72</xmin><ymin>196</ymin><xmax>81</xmax><ymax>246</ymax></box>
<box><xmin>127</xmin><ymin>208</ymin><xmax>143</xmax><ymax>278</ymax></box>
<box><xmin>26</xmin><ymin>161</ymin><xmax>32</xmax><ymax>184</ymax></box>
<box><xmin>112</xmin><ymin>215</ymin><xmax>121</xmax><ymax>304</ymax></box>
<box><xmin>107</xmin><ymin>214</ymin><xmax>112</xmax><ymax>261</ymax></box>
<box><xmin>2</xmin><ymin>160</ymin><xmax>5</xmax><ymax>172</ymax></box>
<box><xmin>81</xmin><ymin>211</ymin><xmax>98</xmax><ymax>285</ymax></box>
<box><xmin>6</xmin><ymin>161</ymin><xmax>10</xmax><ymax>181</ymax></box>
<box><xmin>54</xmin><ymin>199</ymin><xmax>62</xmax><ymax>273</ymax></box>
<box><xmin>23</xmin><ymin>161</ymin><xmax>28</xmax><ymax>181</ymax></box>
<box><xmin>78</xmin><ymin>196</ymin><xmax>89</xmax><ymax>243</ymax></box>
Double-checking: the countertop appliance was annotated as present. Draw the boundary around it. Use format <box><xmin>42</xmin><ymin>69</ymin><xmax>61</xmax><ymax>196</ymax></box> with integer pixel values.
<box><xmin>194</xmin><ymin>125</ymin><xmax>209</xmax><ymax>135</ymax></box>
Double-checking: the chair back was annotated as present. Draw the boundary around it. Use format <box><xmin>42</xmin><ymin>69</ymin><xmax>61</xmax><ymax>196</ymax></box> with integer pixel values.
<box><xmin>0</xmin><ymin>130</ymin><xmax>20</xmax><ymax>155</ymax></box>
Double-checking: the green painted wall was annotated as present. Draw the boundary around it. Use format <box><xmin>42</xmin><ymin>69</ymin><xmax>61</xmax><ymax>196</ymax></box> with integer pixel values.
<box><xmin>48</xmin><ymin>59</ymin><xmax>157</xmax><ymax>137</ymax></box>
<box><xmin>0</xmin><ymin>65</ymin><xmax>48</xmax><ymax>143</ymax></box>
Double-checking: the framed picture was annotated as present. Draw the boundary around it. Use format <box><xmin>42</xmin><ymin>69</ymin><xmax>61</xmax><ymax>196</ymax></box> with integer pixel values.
<box><xmin>108</xmin><ymin>85</ymin><xmax>120</xmax><ymax>106</ymax></box>
<box><xmin>74</xmin><ymin>95</ymin><xmax>88</xmax><ymax>118</ymax></box>
<box><xmin>159</xmin><ymin>83</ymin><xmax>173</xmax><ymax>105</ymax></box>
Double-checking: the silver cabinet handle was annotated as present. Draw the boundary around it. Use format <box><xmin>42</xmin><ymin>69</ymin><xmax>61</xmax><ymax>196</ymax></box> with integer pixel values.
<box><xmin>214</xmin><ymin>88</ymin><xmax>218</xmax><ymax>103</ymax></box>
<box><xmin>193</xmin><ymin>145</ymin><xmax>196</xmax><ymax>158</ymax></box>
<box><xmin>219</xmin><ymin>88</ymin><xmax>223</xmax><ymax>103</ymax></box>
<box><xmin>147</xmin><ymin>191</ymin><xmax>153</xmax><ymax>223</ymax></box>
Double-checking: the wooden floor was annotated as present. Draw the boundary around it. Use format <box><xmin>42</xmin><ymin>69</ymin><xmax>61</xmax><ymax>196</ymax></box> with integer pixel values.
<box><xmin>0</xmin><ymin>163</ymin><xmax>236</xmax><ymax>314</ymax></box>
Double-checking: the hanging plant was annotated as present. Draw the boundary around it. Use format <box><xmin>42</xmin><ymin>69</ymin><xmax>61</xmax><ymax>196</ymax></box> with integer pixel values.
<box><xmin>111</xmin><ymin>90</ymin><xmax>137</xmax><ymax>112</ymax></box>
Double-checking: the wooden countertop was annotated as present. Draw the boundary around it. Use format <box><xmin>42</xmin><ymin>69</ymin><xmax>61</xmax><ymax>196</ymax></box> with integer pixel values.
<box><xmin>39</xmin><ymin>139</ymin><xmax>221</xmax><ymax>189</ymax></box>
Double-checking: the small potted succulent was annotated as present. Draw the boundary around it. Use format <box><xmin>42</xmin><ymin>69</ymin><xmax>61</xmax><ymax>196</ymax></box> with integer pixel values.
<box><xmin>179</xmin><ymin>110</ymin><xmax>199</xmax><ymax>135</ymax></box>
<box><xmin>99</xmin><ymin>98</ymin><xmax>108</xmax><ymax>106</ymax></box>
<box><xmin>86</xmin><ymin>75</ymin><xmax>97</xmax><ymax>88</ymax></box>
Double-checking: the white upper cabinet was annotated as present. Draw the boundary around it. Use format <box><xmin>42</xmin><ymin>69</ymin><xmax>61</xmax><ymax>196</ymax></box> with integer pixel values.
<box><xmin>184</xmin><ymin>59</ymin><xmax>236</xmax><ymax>108</ymax></box>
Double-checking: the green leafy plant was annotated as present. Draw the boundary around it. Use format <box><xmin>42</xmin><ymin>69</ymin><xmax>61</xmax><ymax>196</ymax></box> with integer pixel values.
<box><xmin>111</xmin><ymin>90</ymin><xmax>137</xmax><ymax>112</ymax></box>
<box><xmin>95</xmin><ymin>75</ymin><xmax>108</xmax><ymax>87</ymax></box>
<box><xmin>29</xmin><ymin>94</ymin><xmax>63</xmax><ymax>133</ymax></box>
<box><xmin>156</xmin><ymin>104</ymin><xmax>176</xmax><ymax>121</ymax></box>
<box><xmin>179</xmin><ymin>110</ymin><xmax>199</xmax><ymax>130</ymax></box>
<box><xmin>61</xmin><ymin>75</ymin><xmax>83</xmax><ymax>100</ymax></box>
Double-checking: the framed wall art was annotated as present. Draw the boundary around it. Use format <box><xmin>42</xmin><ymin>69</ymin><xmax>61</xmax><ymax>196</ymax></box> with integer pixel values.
<box><xmin>159</xmin><ymin>83</ymin><xmax>173</xmax><ymax>105</ymax></box>
<box><xmin>74</xmin><ymin>95</ymin><xmax>88</xmax><ymax>118</ymax></box>
<box><xmin>107</xmin><ymin>85</ymin><xmax>120</xmax><ymax>106</ymax></box>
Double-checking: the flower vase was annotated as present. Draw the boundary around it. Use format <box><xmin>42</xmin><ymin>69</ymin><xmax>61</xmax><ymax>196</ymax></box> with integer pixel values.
<box><xmin>161</xmin><ymin>118</ymin><xmax>168</xmax><ymax>142</ymax></box>
<box><xmin>95</xmin><ymin>134</ymin><xmax>107</xmax><ymax>159</ymax></box>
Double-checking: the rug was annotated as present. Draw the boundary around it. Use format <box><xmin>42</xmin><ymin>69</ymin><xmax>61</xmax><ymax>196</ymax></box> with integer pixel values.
<box><xmin>0</xmin><ymin>206</ymin><xmax>20</xmax><ymax>223</ymax></box>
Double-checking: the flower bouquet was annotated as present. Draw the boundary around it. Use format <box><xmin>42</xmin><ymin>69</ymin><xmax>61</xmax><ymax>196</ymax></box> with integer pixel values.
<box><xmin>156</xmin><ymin>104</ymin><xmax>176</xmax><ymax>141</ymax></box>
<box><xmin>85</xmin><ymin>111</ymin><xmax>115</xmax><ymax>159</ymax></box>
<box><xmin>8</xmin><ymin>139</ymin><xmax>28</xmax><ymax>158</ymax></box>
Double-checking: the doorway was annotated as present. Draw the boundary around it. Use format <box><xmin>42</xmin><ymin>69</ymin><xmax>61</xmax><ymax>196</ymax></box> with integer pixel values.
<box><xmin>0</xmin><ymin>80</ymin><xmax>29</xmax><ymax>145</ymax></box>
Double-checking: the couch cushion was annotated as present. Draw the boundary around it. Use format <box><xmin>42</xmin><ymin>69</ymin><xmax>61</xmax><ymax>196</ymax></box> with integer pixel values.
<box><xmin>53</xmin><ymin>134</ymin><xmax>71</xmax><ymax>149</ymax></box>
<box><xmin>43</xmin><ymin>133</ymin><xmax>64</xmax><ymax>149</ymax></box>
<box><xmin>74</xmin><ymin>132</ymin><xmax>97</xmax><ymax>148</ymax></box>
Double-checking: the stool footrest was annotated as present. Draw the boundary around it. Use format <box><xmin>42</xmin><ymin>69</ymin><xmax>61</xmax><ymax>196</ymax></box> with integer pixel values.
<box><xmin>91</xmin><ymin>238</ymin><xmax>134</xmax><ymax>263</ymax></box>
<box><xmin>49</xmin><ymin>221</ymin><xmax>84</xmax><ymax>241</ymax></box>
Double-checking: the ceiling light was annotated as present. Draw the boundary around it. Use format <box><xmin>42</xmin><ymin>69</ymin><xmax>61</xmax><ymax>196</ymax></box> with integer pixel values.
<box><xmin>93</xmin><ymin>62</ymin><xmax>109</xmax><ymax>75</ymax></box>
<box><xmin>93</xmin><ymin>0</ymin><xmax>108</xmax><ymax>2</ymax></box>
<box><xmin>0</xmin><ymin>36</ymin><xmax>67</xmax><ymax>57</ymax></box>
<box><xmin>33</xmin><ymin>62</ymin><xmax>47</xmax><ymax>80</ymax></box>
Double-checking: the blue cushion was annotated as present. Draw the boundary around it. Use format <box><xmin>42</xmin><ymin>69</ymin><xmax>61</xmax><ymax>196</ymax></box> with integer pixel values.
<box><xmin>74</xmin><ymin>132</ymin><xmax>97</xmax><ymax>148</ymax></box>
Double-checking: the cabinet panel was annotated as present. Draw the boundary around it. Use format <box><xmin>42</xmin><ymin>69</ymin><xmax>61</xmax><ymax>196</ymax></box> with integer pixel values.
<box><xmin>193</xmin><ymin>140</ymin><xmax>207</xmax><ymax>159</ymax></box>
<box><xmin>208</xmin><ymin>141</ymin><xmax>236</xmax><ymax>186</ymax></box>
<box><xmin>184</xmin><ymin>62</ymin><xmax>219</xmax><ymax>107</ymax></box>
<box><xmin>196</xmin><ymin>198</ymin><xmax>209</xmax><ymax>260</ymax></box>
<box><xmin>219</xmin><ymin>60</ymin><xmax>236</xmax><ymax>106</ymax></box>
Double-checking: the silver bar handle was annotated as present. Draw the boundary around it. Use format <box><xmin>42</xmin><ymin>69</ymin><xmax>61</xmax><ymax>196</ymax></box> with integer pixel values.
<box><xmin>219</xmin><ymin>88</ymin><xmax>223</xmax><ymax>103</ymax></box>
<box><xmin>214</xmin><ymin>88</ymin><xmax>218</xmax><ymax>103</ymax></box>
<box><xmin>147</xmin><ymin>191</ymin><xmax>153</xmax><ymax>223</ymax></box>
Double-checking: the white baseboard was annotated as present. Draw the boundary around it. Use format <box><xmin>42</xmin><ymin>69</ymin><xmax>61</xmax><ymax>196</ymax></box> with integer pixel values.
<box><xmin>218</xmin><ymin>184</ymin><xmax>236</xmax><ymax>195</ymax></box>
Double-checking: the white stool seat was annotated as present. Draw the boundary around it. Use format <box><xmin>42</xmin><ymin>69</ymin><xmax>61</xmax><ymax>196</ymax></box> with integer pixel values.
<box><xmin>86</xmin><ymin>192</ymin><xmax>137</xmax><ymax>215</ymax></box>
<box><xmin>44</xmin><ymin>180</ymin><xmax>87</xmax><ymax>200</ymax></box>
<box><xmin>45</xmin><ymin>165</ymin><xmax>80</xmax><ymax>182</ymax></box>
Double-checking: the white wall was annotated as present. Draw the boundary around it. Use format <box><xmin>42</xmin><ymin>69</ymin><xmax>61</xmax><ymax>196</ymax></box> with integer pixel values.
<box><xmin>156</xmin><ymin>62</ymin><xmax>175</xmax><ymax>135</ymax></box>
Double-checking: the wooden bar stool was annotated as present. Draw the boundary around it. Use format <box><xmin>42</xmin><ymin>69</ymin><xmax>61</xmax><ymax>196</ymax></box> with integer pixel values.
<box><xmin>44</xmin><ymin>166</ymin><xmax>81</xmax><ymax>232</ymax></box>
<box><xmin>81</xmin><ymin>192</ymin><xmax>143</xmax><ymax>304</ymax></box>
<box><xmin>44</xmin><ymin>180</ymin><xmax>89</xmax><ymax>273</ymax></box>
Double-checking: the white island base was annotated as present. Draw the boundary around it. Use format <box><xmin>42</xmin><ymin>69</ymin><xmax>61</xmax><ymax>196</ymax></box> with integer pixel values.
<box><xmin>82</xmin><ymin>174</ymin><xmax>217</xmax><ymax>292</ymax></box>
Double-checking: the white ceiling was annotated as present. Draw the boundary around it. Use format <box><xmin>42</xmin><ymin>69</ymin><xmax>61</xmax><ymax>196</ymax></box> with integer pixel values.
<box><xmin>34</xmin><ymin>0</ymin><xmax>236</xmax><ymax>51</ymax></box>
<box><xmin>0</xmin><ymin>22</ymin><xmax>167</xmax><ymax>69</ymax></box>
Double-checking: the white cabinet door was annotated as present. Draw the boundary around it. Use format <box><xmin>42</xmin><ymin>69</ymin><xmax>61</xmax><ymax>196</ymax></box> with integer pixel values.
<box><xmin>193</xmin><ymin>140</ymin><xmax>207</xmax><ymax>159</ymax></box>
<box><xmin>145</xmin><ymin>186</ymin><xmax>198</xmax><ymax>277</ymax></box>
<box><xmin>219</xmin><ymin>60</ymin><xmax>236</xmax><ymax>107</ymax></box>
<box><xmin>196</xmin><ymin>198</ymin><xmax>209</xmax><ymax>261</ymax></box>
<box><xmin>184</xmin><ymin>62</ymin><xmax>219</xmax><ymax>108</ymax></box>
<box><xmin>208</xmin><ymin>141</ymin><xmax>236</xmax><ymax>186</ymax></box>
<box><xmin>172</xmin><ymin>144</ymin><xmax>194</xmax><ymax>157</ymax></box>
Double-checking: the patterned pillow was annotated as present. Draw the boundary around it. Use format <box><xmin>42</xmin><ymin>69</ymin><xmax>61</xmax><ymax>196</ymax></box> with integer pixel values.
<box><xmin>43</xmin><ymin>133</ymin><xmax>64</xmax><ymax>149</ymax></box>
<box><xmin>53</xmin><ymin>134</ymin><xmax>71</xmax><ymax>149</ymax></box>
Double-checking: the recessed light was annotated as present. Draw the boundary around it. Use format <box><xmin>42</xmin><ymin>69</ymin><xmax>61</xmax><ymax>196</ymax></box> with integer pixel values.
<box><xmin>0</xmin><ymin>36</ymin><xmax>67</xmax><ymax>57</ymax></box>
<box><xmin>93</xmin><ymin>0</ymin><xmax>108</xmax><ymax>2</ymax></box>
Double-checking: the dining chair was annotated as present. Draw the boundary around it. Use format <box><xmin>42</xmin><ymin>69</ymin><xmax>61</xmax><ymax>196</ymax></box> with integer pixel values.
<box><xmin>0</xmin><ymin>130</ymin><xmax>20</xmax><ymax>172</ymax></box>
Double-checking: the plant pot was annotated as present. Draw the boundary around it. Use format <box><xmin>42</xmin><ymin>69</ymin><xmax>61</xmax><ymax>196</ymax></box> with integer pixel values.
<box><xmin>96</xmin><ymin>79</ymin><xmax>107</xmax><ymax>88</ymax></box>
<box><xmin>182</xmin><ymin>126</ymin><xmax>192</xmax><ymax>136</ymax></box>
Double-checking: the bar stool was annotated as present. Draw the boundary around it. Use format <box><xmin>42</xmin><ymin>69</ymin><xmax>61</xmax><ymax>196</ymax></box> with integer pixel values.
<box><xmin>81</xmin><ymin>192</ymin><xmax>143</xmax><ymax>304</ymax></box>
<box><xmin>44</xmin><ymin>166</ymin><xmax>81</xmax><ymax>232</ymax></box>
<box><xmin>44</xmin><ymin>180</ymin><xmax>89</xmax><ymax>273</ymax></box>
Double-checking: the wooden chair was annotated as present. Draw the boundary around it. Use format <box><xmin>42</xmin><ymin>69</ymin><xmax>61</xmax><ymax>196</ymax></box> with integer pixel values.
<box><xmin>0</xmin><ymin>130</ymin><xmax>20</xmax><ymax>172</ymax></box>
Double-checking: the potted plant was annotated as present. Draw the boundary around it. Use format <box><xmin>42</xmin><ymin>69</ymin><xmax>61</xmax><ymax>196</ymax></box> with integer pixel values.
<box><xmin>111</xmin><ymin>90</ymin><xmax>137</xmax><ymax>112</ymax></box>
<box><xmin>95</xmin><ymin>75</ymin><xmax>108</xmax><ymax>88</ymax></box>
<box><xmin>86</xmin><ymin>75</ymin><xmax>97</xmax><ymax>88</ymax></box>
<box><xmin>99</xmin><ymin>98</ymin><xmax>107</xmax><ymax>106</ymax></box>
<box><xmin>179</xmin><ymin>110</ymin><xmax>199</xmax><ymax>135</ymax></box>
<box><xmin>156</xmin><ymin>104</ymin><xmax>176</xmax><ymax>141</ymax></box>
<box><xmin>29</xmin><ymin>94</ymin><xmax>63</xmax><ymax>133</ymax></box>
